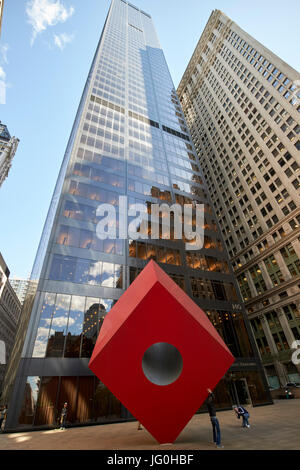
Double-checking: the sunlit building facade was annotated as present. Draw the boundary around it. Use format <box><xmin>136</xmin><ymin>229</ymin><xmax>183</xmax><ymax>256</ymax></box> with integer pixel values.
<box><xmin>0</xmin><ymin>253</ymin><xmax>21</xmax><ymax>395</ymax></box>
<box><xmin>10</xmin><ymin>278</ymin><xmax>37</xmax><ymax>305</ymax></box>
<box><xmin>5</xmin><ymin>1</ymin><xmax>271</xmax><ymax>431</ymax></box>
<box><xmin>0</xmin><ymin>122</ymin><xmax>19</xmax><ymax>188</ymax></box>
<box><xmin>178</xmin><ymin>10</ymin><xmax>300</xmax><ymax>388</ymax></box>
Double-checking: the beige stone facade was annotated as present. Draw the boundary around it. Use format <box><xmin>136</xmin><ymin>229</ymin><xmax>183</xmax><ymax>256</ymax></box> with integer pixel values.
<box><xmin>178</xmin><ymin>10</ymin><xmax>300</xmax><ymax>387</ymax></box>
<box><xmin>9</xmin><ymin>278</ymin><xmax>37</xmax><ymax>305</ymax></box>
<box><xmin>0</xmin><ymin>253</ymin><xmax>21</xmax><ymax>396</ymax></box>
<box><xmin>0</xmin><ymin>122</ymin><xmax>19</xmax><ymax>188</ymax></box>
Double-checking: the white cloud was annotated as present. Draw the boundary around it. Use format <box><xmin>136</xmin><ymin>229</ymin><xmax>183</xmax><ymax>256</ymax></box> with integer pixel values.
<box><xmin>101</xmin><ymin>275</ymin><xmax>115</xmax><ymax>287</ymax></box>
<box><xmin>70</xmin><ymin>296</ymin><xmax>85</xmax><ymax>311</ymax></box>
<box><xmin>0</xmin><ymin>66</ymin><xmax>6</xmax><ymax>80</ymax></box>
<box><xmin>26</xmin><ymin>0</ymin><xmax>75</xmax><ymax>45</ymax></box>
<box><xmin>44</xmin><ymin>316</ymin><xmax>75</xmax><ymax>328</ymax></box>
<box><xmin>52</xmin><ymin>316</ymin><xmax>74</xmax><ymax>328</ymax></box>
<box><xmin>53</xmin><ymin>32</ymin><xmax>74</xmax><ymax>50</ymax></box>
<box><xmin>0</xmin><ymin>44</ymin><xmax>9</xmax><ymax>64</ymax></box>
<box><xmin>32</xmin><ymin>342</ymin><xmax>47</xmax><ymax>357</ymax></box>
<box><xmin>35</xmin><ymin>327</ymin><xmax>50</xmax><ymax>338</ymax></box>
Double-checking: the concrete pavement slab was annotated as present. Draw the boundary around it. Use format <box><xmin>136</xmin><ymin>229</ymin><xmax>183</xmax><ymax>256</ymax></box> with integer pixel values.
<box><xmin>0</xmin><ymin>400</ymin><xmax>299</xmax><ymax>451</ymax></box>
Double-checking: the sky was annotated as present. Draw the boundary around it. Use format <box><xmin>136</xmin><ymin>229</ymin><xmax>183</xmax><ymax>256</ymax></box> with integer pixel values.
<box><xmin>0</xmin><ymin>0</ymin><xmax>299</xmax><ymax>279</ymax></box>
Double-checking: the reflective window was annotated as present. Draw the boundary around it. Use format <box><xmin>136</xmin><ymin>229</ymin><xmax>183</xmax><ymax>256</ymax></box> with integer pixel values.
<box><xmin>56</xmin><ymin>224</ymin><xmax>123</xmax><ymax>255</ymax></box>
<box><xmin>74</xmin><ymin>258</ymin><xmax>92</xmax><ymax>284</ymax></box>
<box><xmin>46</xmin><ymin>294</ymin><xmax>71</xmax><ymax>357</ymax></box>
<box><xmin>102</xmin><ymin>262</ymin><xmax>115</xmax><ymax>287</ymax></box>
<box><xmin>64</xmin><ymin>296</ymin><xmax>86</xmax><ymax>358</ymax></box>
<box><xmin>81</xmin><ymin>297</ymin><xmax>101</xmax><ymax>357</ymax></box>
<box><xmin>81</xmin><ymin>297</ymin><xmax>114</xmax><ymax>357</ymax></box>
<box><xmin>32</xmin><ymin>293</ymin><xmax>56</xmax><ymax>358</ymax></box>
<box><xmin>18</xmin><ymin>376</ymin><xmax>40</xmax><ymax>426</ymax></box>
<box><xmin>129</xmin><ymin>241</ymin><xmax>181</xmax><ymax>265</ymax></box>
<box><xmin>32</xmin><ymin>293</ymin><xmax>116</xmax><ymax>360</ymax></box>
<box><xmin>49</xmin><ymin>255</ymin><xmax>76</xmax><ymax>282</ymax></box>
<box><xmin>49</xmin><ymin>255</ymin><xmax>123</xmax><ymax>288</ymax></box>
<box><xmin>18</xmin><ymin>375</ymin><xmax>124</xmax><ymax>428</ymax></box>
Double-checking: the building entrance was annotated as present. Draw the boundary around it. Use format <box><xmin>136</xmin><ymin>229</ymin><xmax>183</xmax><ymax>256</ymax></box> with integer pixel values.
<box><xmin>232</xmin><ymin>378</ymin><xmax>252</xmax><ymax>406</ymax></box>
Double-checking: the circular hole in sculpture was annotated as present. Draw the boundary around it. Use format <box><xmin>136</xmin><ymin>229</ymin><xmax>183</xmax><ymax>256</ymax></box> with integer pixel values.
<box><xmin>142</xmin><ymin>342</ymin><xmax>183</xmax><ymax>386</ymax></box>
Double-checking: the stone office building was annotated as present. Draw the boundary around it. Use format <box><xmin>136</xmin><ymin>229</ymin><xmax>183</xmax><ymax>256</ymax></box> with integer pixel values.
<box><xmin>178</xmin><ymin>10</ymin><xmax>300</xmax><ymax>388</ymax></box>
<box><xmin>0</xmin><ymin>122</ymin><xmax>19</xmax><ymax>188</ymax></box>
<box><xmin>0</xmin><ymin>253</ymin><xmax>22</xmax><ymax>395</ymax></box>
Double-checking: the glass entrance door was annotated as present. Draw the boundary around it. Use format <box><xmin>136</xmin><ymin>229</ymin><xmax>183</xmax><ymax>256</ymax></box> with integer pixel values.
<box><xmin>233</xmin><ymin>378</ymin><xmax>252</xmax><ymax>406</ymax></box>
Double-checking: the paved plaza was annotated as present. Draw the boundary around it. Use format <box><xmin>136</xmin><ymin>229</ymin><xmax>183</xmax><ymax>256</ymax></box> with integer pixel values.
<box><xmin>0</xmin><ymin>399</ymin><xmax>299</xmax><ymax>451</ymax></box>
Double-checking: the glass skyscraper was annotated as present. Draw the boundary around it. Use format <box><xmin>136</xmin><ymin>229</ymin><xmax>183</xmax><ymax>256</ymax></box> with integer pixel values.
<box><xmin>4</xmin><ymin>0</ymin><xmax>271</xmax><ymax>431</ymax></box>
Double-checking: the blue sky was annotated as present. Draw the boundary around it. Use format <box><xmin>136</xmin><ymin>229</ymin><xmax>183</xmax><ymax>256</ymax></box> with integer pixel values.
<box><xmin>0</xmin><ymin>0</ymin><xmax>299</xmax><ymax>279</ymax></box>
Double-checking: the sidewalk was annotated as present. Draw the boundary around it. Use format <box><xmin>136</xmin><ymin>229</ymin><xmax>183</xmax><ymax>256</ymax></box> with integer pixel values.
<box><xmin>0</xmin><ymin>400</ymin><xmax>299</xmax><ymax>450</ymax></box>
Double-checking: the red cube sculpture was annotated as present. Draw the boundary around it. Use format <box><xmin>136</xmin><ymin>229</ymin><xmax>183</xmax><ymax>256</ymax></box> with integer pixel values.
<box><xmin>89</xmin><ymin>260</ymin><xmax>234</xmax><ymax>443</ymax></box>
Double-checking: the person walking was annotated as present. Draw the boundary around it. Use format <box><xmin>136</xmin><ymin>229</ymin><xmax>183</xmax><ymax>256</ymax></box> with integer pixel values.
<box><xmin>234</xmin><ymin>405</ymin><xmax>250</xmax><ymax>428</ymax></box>
<box><xmin>205</xmin><ymin>388</ymin><xmax>224</xmax><ymax>449</ymax></box>
<box><xmin>60</xmin><ymin>402</ymin><xmax>68</xmax><ymax>430</ymax></box>
<box><xmin>0</xmin><ymin>405</ymin><xmax>7</xmax><ymax>432</ymax></box>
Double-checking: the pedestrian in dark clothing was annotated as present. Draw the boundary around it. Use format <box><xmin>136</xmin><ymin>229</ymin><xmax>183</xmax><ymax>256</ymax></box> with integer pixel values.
<box><xmin>60</xmin><ymin>402</ymin><xmax>68</xmax><ymax>430</ymax></box>
<box><xmin>234</xmin><ymin>406</ymin><xmax>250</xmax><ymax>428</ymax></box>
<box><xmin>205</xmin><ymin>388</ymin><xmax>224</xmax><ymax>449</ymax></box>
<box><xmin>0</xmin><ymin>405</ymin><xmax>7</xmax><ymax>432</ymax></box>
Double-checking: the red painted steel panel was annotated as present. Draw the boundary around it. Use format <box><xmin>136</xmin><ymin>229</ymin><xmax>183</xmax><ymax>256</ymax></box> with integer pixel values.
<box><xmin>89</xmin><ymin>260</ymin><xmax>234</xmax><ymax>443</ymax></box>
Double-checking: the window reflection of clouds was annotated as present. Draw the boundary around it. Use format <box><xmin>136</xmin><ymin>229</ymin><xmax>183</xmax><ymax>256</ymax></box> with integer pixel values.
<box><xmin>101</xmin><ymin>262</ymin><xmax>115</xmax><ymax>287</ymax></box>
<box><xmin>32</xmin><ymin>293</ymin><xmax>115</xmax><ymax>358</ymax></box>
<box><xmin>89</xmin><ymin>261</ymin><xmax>102</xmax><ymax>284</ymax></box>
<box><xmin>32</xmin><ymin>293</ymin><xmax>56</xmax><ymax>358</ymax></box>
<box><xmin>76</xmin><ymin>260</ymin><xmax>91</xmax><ymax>283</ymax></box>
<box><xmin>42</xmin><ymin>296</ymin><xmax>71</xmax><ymax>356</ymax></box>
<box><xmin>48</xmin><ymin>316</ymin><xmax>73</xmax><ymax>329</ymax></box>
<box><xmin>100</xmin><ymin>298</ymin><xmax>114</xmax><ymax>311</ymax></box>
<box><xmin>67</xmin><ymin>296</ymin><xmax>85</xmax><ymax>335</ymax></box>
<box><xmin>27</xmin><ymin>376</ymin><xmax>39</xmax><ymax>405</ymax></box>
<box><xmin>32</xmin><ymin>328</ymin><xmax>55</xmax><ymax>358</ymax></box>
<box><xmin>50</xmin><ymin>254</ymin><xmax>123</xmax><ymax>288</ymax></box>
<box><xmin>54</xmin><ymin>295</ymin><xmax>71</xmax><ymax>315</ymax></box>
